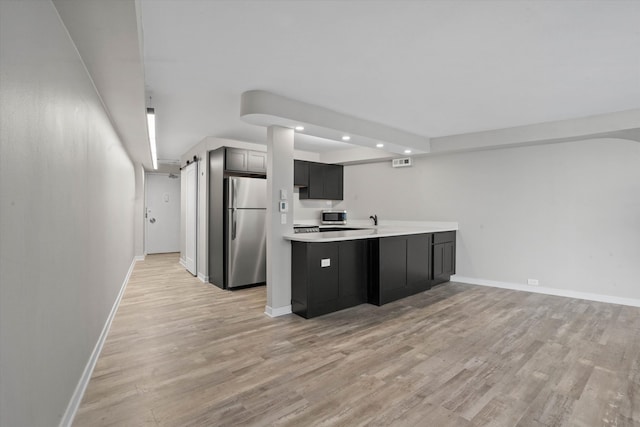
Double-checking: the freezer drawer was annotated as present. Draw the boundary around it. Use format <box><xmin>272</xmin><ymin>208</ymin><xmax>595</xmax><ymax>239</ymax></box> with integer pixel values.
<box><xmin>226</xmin><ymin>177</ymin><xmax>267</xmax><ymax>209</ymax></box>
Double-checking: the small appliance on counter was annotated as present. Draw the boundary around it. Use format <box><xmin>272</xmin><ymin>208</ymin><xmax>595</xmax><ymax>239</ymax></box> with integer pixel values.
<box><xmin>321</xmin><ymin>210</ymin><xmax>347</xmax><ymax>225</ymax></box>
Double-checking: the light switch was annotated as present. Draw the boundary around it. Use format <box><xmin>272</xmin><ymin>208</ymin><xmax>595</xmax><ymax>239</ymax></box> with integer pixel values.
<box><xmin>280</xmin><ymin>189</ymin><xmax>287</xmax><ymax>200</ymax></box>
<box><xmin>281</xmin><ymin>213</ymin><xmax>287</xmax><ymax>224</ymax></box>
<box><xmin>321</xmin><ymin>258</ymin><xmax>331</xmax><ymax>268</ymax></box>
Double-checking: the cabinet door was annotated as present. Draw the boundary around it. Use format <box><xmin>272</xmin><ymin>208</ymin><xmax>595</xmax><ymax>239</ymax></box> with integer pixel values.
<box><xmin>307</xmin><ymin>162</ymin><xmax>325</xmax><ymax>199</ymax></box>
<box><xmin>338</xmin><ymin>240</ymin><xmax>367</xmax><ymax>302</ymax></box>
<box><xmin>294</xmin><ymin>160</ymin><xmax>309</xmax><ymax>187</ymax></box>
<box><xmin>433</xmin><ymin>240</ymin><xmax>455</xmax><ymax>285</ymax></box>
<box><xmin>443</xmin><ymin>241</ymin><xmax>456</xmax><ymax>276</ymax></box>
<box><xmin>308</xmin><ymin>243</ymin><xmax>340</xmax><ymax>306</ymax></box>
<box><xmin>379</xmin><ymin>236</ymin><xmax>408</xmax><ymax>294</ymax></box>
<box><xmin>247</xmin><ymin>151</ymin><xmax>267</xmax><ymax>173</ymax></box>
<box><xmin>323</xmin><ymin>164</ymin><xmax>343</xmax><ymax>200</ymax></box>
<box><xmin>407</xmin><ymin>234</ymin><xmax>431</xmax><ymax>291</ymax></box>
<box><xmin>433</xmin><ymin>243</ymin><xmax>445</xmax><ymax>279</ymax></box>
<box><xmin>226</xmin><ymin>148</ymin><xmax>247</xmax><ymax>171</ymax></box>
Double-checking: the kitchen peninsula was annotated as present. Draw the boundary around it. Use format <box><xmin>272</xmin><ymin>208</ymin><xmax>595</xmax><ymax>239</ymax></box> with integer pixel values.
<box><xmin>285</xmin><ymin>222</ymin><xmax>458</xmax><ymax>318</ymax></box>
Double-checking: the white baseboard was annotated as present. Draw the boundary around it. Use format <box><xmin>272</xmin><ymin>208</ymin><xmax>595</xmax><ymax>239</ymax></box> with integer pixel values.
<box><xmin>59</xmin><ymin>257</ymin><xmax>137</xmax><ymax>427</ymax></box>
<box><xmin>451</xmin><ymin>275</ymin><xmax>640</xmax><ymax>308</ymax></box>
<box><xmin>179</xmin><ymin>257</ymin><xmax>187</xmax><ymax>268</ymax></box>
<box><xmin>134</xmin><ymin>255</ymin><xmax>145</xmax><ymax>261</ymax></box>
<box><xmin>265</xmin><ymin>305</ymin><xmax>292</xmax><ymax>317</ymax></box>
<box><xmin>197</xmin><ymin>272</ymin><xmax>209</xmax><ymax>283</ymax></box>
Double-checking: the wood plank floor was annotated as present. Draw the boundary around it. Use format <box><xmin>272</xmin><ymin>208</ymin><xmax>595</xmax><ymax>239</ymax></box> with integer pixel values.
<box><xmin>74</xmin><ymin>253</ymin><xmax>640</xmax><ymax>426</ymax></box>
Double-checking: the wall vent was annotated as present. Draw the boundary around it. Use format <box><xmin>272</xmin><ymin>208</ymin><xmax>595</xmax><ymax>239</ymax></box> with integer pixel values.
<box><xmin>392</xmin><ymin>157</ymin><xmax>412</xmax><ymax>168</ymax></box>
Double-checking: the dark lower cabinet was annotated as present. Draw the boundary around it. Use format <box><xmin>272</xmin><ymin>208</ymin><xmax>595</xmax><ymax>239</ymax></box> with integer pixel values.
<box><xmin>433</xmin><ymin>231</ymin><xmax>456</xmax><ymax>285</ymax></box>
<box><xmin>291</xmin><ymin>240</ymin><xmax>367</xmax><ymax>318</ymax></box>
<box><xmin>370</xmin><ymin>234</ymin><xmax>432</xmax><ymax>305</ymax></box>
<box><xmin>291</xmin><ymin>231</ymin><xmax>456</xmax><ymax>318</ymax></box>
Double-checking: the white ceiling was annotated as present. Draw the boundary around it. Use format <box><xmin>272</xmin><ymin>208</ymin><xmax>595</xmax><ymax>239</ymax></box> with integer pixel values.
<box><xmin>140</xmin><ymin>0</ymin><xmax>640</xmax><ymax>161</ymax></box>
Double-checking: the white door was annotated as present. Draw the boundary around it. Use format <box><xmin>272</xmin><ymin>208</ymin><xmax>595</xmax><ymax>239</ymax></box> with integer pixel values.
<box><xmin>145</xmin><ymin>173</ymin><xmax>181</xmax><ymax>254</ymax></box>
<box><xmin>183</xmin><ymin>162</ymin><xmax>197</xmax><ymax>275</ymax></box>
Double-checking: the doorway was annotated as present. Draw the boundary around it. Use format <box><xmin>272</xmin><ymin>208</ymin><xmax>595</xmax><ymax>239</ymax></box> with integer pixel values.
<box><xmin>145</xmin><ymin>173</ymin><xmax>180</xmax><ymax>254</ymax></box>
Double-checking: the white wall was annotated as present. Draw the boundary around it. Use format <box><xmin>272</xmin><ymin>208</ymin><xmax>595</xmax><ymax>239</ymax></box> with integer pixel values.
<box><xmin>0</xmin><ymin>1</ymin><xmax>136</xmax><ymax>426</ymax></box>
<box><xmin>292</xmin><ymin>190</ymin><xmax>340</xmax><ymax>223</ymax></box>
<box><xmin>344</xmin><ymin>138</ymin><xmax>640</xmax><ymax>301</ymax></box>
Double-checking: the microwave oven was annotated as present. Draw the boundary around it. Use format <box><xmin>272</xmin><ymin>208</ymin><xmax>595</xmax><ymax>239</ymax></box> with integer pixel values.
<box><xmin>322</xmin><ymin>210</ymin><xmax>347</xmax><ymax>225</ymax></box>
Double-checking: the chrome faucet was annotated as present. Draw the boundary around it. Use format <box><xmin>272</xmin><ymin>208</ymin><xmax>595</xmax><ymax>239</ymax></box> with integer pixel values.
<box><xmin>369</xmin><ymin>214</ymin><xmax>378</xmax><ymax>226</ymax></box>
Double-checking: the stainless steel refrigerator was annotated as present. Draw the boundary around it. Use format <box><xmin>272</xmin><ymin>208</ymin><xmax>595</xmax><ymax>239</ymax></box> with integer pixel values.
<box><xmin>225</xmin><ymin>177</ymin><xmax>267</xmax><ymax>288</ymax></box>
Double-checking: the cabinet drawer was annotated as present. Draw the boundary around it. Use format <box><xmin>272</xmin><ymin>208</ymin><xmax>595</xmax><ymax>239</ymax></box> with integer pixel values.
<box><xmin>433</xmin><ymin>231</ymin><xmax>456</xmax><ymax>244</ymax></box>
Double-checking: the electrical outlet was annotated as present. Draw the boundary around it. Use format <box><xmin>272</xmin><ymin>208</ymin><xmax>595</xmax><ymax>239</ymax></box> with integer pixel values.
<box><xmin>527</xmin><ymin>279</ymin><xmax>539</xmax><ymax>286</ymax></box>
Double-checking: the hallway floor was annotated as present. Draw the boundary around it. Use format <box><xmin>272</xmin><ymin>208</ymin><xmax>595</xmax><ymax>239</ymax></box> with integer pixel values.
<box><xmin>74</xmin><ymin>253</ymin><xmax>640</xmax><ymax>426</ymax></box>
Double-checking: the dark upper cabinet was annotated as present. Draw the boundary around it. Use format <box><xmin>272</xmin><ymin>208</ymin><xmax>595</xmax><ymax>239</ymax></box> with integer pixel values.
<box><xmin>295</xmin><ymin>160</ymin><xmax>343</xmax><ymax>200</ymax></box>
<box><xmin>307</xmin><ymin>162</ymin><xmax>325</xmax><ymax>199</ymax></box>
<box><xmin>294</xmin><ymin>160</ymin><xmax>309</xmax><ymax>186</ymax></box>
<box><xmin>225</xmin><ymin>148</ymin><xmax>266</xmax><ymax>174</ymax></box>
<box><xmin>323</xmin><ymin>164</ymin><xmax>344</xmax><ymax>200</ymax></box>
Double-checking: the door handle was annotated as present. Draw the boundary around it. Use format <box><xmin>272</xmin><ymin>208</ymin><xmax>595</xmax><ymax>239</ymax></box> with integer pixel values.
<box><xmin>232</xmin><ymin>178</ymin><xmax>237</xmax><ymax>209</ymax></box>
<box><xmin>231</xmin><ymin>208</ymin><xmax>237</xmax><ymax>240</ymax></box>
<box><xmin>150</xmin><ymin>218</ymin><xmax>156</xmax><ymax>224</ymax></box>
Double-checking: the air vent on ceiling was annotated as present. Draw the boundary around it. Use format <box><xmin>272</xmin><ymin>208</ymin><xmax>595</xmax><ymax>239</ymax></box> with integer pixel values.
<box><xmin>392</xmin><ymin>157</ymin><xmax>412</xmax><ymax>168</ymax></box>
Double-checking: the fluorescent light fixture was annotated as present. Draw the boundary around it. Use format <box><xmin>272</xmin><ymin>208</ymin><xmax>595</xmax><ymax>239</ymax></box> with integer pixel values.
<box><xmin>376</xmin><ymin>143</ymin><xmax>384</xmax><ymax>148</ymax></box>
<box><xmin>146</xmin><ymin>107</ymin><xmax>158</xmax><ymax>170</ymax></box>
<box><xmin>404</xmin><ymin>149</ymin><xmax>412</xmax><ymax>154</ymax></box>
<box><xmin>342</xmin><ymin>135</ymin><xmax>351</xmax><ymax>141</ymax></box>
<box><xmin>295</xmin><ymin>125</ymin><xmax>305</xmax><ymax>131</ymax></box>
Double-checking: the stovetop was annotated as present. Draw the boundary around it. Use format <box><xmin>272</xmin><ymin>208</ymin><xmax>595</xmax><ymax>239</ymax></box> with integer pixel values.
<box><xmin>293</xmin><ymin>224</ymin><xmax>320</xmax><ymax>233</ymax></box>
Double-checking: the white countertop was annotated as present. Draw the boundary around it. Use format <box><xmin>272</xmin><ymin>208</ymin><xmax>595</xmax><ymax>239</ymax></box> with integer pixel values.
<box><xmin>284</xmin><ymin>221</ymin><xmax>459</xmax><ymax>242</ymax></box>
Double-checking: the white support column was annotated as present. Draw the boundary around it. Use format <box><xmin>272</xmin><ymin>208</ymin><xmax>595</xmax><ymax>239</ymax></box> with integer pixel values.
<box><xmin>265</xmin><ymin>126</ymin><xmax>294</xmax><ymax>317</ymax></box>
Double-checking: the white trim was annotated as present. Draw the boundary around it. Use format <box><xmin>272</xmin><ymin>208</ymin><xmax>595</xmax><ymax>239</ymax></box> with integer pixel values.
<box><xmin>59</xmin><ymin>257</ymin><xmax>138</xmax><ymax>427</ymax></box>
<box><xmin>179</xmin><ymin>257</ymin><xmax>187</xmax><ymax>269</ymax></box>
<box><xmin>134</xmin><ymin>255</ymin><xmax>145</xmax><ymax>261</ymax></box>
<box><xmin>264</xmin><ymin>305</ymin><xmax>292</xmax><ymax>317</ymax></box>
<box><xmin>451</xmin><ymin>275</ymin><xmax>640</xmax><ymax>308</ymax></box>
<box><xmin>197</xmin><ymin>272</ymin><xmax>209</xmax><ymax>283</ymax></box>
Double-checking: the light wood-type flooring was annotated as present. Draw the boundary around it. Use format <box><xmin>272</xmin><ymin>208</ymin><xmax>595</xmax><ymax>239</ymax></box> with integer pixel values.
<box><xmin>74</xmin><ymin>253</ymin><xmax>640</xmax><ymax>426</ymax></box>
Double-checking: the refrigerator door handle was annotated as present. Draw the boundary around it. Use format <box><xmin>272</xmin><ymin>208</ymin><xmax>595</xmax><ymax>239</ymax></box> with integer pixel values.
<box><xmin>232</xmin><ymin>178</ymin><xmax>237</xmax><ymax>209</ymax></box>
<box><xmin>232</xmin><ymin>208</ymin><xmax>237</xmax><ymax>240</ymax></box>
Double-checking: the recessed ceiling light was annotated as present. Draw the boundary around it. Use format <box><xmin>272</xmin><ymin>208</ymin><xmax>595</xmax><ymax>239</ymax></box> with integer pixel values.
<box><xmin>404</xmin><ymin>149</ymin><xmax>412</xmax><ymax>154</ymax></box>
<box><xmin>295</xmin><ymin>126</ymin><xmax>304</xmax><ymax>131</ymax></box>
<box><xmin>342</xmin><ymin>135</ymin><xmax>351</xmax><ymax>141</ymax></box>
<box><xmin>376</xmin><ymin>143</ymin><xmax>384</xmax><ymax>148</ymax></box>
